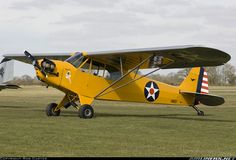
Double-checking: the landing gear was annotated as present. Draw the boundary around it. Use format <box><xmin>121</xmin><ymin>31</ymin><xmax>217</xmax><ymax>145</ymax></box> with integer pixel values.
<box><xmin>46</xmin><ymin>103</ymin><xmax>61</xmax><ymax>116</ymax></box>
<box><xmin>197</xmin><ymin>110</ymin><xmax>205</xmax><ymax>116</ymax></box>
<box><xmin>45</xmin><ymin>94</ymin><xmax>95</xmax><ymax>119</ymax></box>
<box><xmin>78</xmin><ymin>104</ymin><xmax>94</xmax><ymax>119</ymax></box>
<box><xmin>191</xmin><ymin>105</ymin><xmax>204</xmax><ymax>116</ymax></box>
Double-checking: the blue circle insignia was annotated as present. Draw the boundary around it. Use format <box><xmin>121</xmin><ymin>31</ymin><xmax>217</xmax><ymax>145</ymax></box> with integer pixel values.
<box><xmin>144</xmin><ymin>81</ymin><xmax>160</xmax><ymax>102</ymax></box>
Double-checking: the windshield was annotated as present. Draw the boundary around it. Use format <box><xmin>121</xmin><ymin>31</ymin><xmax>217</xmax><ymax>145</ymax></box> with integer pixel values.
<box><xmin>65</xmin><ymin>52</ymin><xmax>84</xmax><ymax>68</ymax></box>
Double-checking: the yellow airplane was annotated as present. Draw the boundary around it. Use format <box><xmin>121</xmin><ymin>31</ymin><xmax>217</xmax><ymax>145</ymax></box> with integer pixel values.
<box><xmin>2</xmin><ymin>46</ymin><xmax>231</xmax><ymax>118</ymax></box>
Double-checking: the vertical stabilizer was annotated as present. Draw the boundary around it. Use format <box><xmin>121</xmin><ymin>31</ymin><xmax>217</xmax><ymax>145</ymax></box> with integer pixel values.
<box><xmin>179</xmin><ymin>67</ymin><xmax>208</xmax><ymax>94</ymax></box>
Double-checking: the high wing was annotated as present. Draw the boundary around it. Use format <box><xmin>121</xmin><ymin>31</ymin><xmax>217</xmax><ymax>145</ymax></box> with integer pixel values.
<box><xmin>86</xmin><ymin>45</ymin><xmax>231</xmax><ymax>70</ymax></box>
<box><xmin>1</xmin><ymin>45</ymin><xmax>231</xmax><ymax>70</ymax></box>
<box><xmin>1</xmin><ymin>52</ymin><xmax>71</xmax><ymax>64</ymax></box>
<box><xmin>0</xmin><ymin>84</ymin><xmax>20</xmax><ymax>91</ymax></box>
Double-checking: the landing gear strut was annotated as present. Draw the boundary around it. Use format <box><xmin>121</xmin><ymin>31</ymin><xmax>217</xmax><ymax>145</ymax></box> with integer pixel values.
<box><xmin>191</xmin><ymin>105</ymin><xmax>204</xmax><ymax>116</ymax></box>
<box><xmin>45</xmin><ymin>93</ymin><xmax>95</xmax><ymax>119</ymax></box>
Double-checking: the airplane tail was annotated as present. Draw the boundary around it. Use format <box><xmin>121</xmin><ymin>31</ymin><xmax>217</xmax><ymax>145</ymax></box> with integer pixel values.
<box><xmin>179</xmin><ymin>67</ymin><xmax>224</xmax><ymax>106</ymax></box>
<box><xmin>179</xmin><ymin>67</ymin><xmax>208</xmax><ymax>94</ymax></box>
<box><xmin>0</xmin><ymin>60</ymin><xmax>14</xmax><ymax>83</ymax></box>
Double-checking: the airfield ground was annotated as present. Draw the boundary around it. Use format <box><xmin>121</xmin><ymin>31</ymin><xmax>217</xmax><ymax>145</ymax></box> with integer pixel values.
<box><xmin>0</xmin><ymin>85</ymin><xmax>235</xmax><ymax>157</ymax></box>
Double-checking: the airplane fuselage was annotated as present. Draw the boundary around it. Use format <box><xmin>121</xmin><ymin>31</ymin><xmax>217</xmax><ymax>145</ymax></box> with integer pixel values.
<box><xmin>36</xmin><ymin>60</ymin><xmax>195</xmax><ymax>107</ymax></box>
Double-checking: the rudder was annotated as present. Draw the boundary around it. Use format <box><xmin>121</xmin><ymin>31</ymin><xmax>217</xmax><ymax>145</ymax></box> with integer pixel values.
<box><xmin>196</xmin><ymin>67</ymin><xmax>209</xmax><ymax>94</ymax></box>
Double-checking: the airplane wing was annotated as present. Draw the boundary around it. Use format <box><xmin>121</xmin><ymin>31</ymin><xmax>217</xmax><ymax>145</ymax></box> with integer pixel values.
<box><xmin>0</xmin><ymin>84</ymin><xmax>20</xmax><ymax>90</ymax></box>
<box><xmin>1</xmin><ymin>45</ymin><xmax>231</xmax><ymax>70</ymax></box>
<box><xmin>1</xmin><ymin>52</ymin><xmax>71</xmax><ymax>64</ymax></box>
<box><xmin>86</xmin><ymin>45</ymin><xmax>231</xmax><ymax>69</ymax></box>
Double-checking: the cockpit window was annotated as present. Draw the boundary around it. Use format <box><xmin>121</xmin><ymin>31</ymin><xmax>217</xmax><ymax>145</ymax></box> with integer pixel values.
<box><xmin>65</xmin><ymin>53</ymin><xmax>84</xmax><ymax>68</ymax></box>
<box><xmin>80</xmin><ymin>59</ymin><xmax>121</xmax><ymax>80</ymax></box>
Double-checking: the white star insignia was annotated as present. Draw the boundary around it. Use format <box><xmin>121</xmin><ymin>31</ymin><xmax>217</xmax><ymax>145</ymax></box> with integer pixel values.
<box><xmin>145</xmin><ymin>82</ymin><xmax>159</xmax><ymax>100</ymax></box>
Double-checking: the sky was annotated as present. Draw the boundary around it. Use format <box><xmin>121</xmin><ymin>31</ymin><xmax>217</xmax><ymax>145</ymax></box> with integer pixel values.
<box><xmin>0</xmin><ymin>0</ymin><xmax>235</xmax><ymax>77</ymax></box>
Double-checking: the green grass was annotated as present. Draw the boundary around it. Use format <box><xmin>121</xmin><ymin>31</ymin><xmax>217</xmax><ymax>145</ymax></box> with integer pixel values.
<box><xmin>0</xmin><ymin>86</ymin><xmax>235</xmax><ymax>157</ymax></box>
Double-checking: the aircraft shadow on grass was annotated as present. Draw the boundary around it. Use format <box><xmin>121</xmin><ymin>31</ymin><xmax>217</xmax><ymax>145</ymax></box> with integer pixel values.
<box><xmin>59</xmin><ymin>110</ymin><xmax>236</xmax><ymax>123</ymax></box>
<box><xmin>0</xmin><ymin>105</ymin><xmax>28</xmax><ymax>109</ymax></box>
<box><xmin>1</xmin><ymin>107</ymin><xmax>234</xmax><ymax>123</ymax></box>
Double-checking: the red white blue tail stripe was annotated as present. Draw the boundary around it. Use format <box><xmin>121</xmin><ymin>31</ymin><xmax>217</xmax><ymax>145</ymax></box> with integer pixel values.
<box><xmin>197</xmin><ymin>68</ymin><xmax>209</xmax><ymax>94</ymax></box>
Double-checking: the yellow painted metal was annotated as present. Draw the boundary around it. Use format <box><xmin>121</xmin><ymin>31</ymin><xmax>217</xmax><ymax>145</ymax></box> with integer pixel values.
<box><xmin>82</xmin><ymin>51</ymin><xmax>88</xmax><ymax>56</ymax></box>
<box><xmin>79</xmin><ymin>95</ymin><xmax>94</xmax><ymax>105</ymax></box>
<box><xmin>35</xmin><ymin>59</ymin><xmax>201</xmax><ymax>107</ymax></box>
<box><xmin>179</xmin><ymin>67</ymin><xmax>200</xmax><ymax>92</ymax></box>
<box><xmin>54</xmin><ymin>94</ymin><xmax>69</xmax><ymax>112</ymax></box>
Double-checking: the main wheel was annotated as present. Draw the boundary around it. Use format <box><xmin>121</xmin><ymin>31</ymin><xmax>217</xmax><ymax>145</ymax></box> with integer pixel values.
<box><xmin>78</xmin><ymin>104</ymin><xmax>94</xmax><ymax>119</ymax></box>
<box><xmin>197</xmin><ymin>110</ymin><xmax>204</xmax><ymax>116</ymax></box>
<box><xmin>46</xmin><ymin>103</ymin><xmax>61</xmax><ymax>116</ymax></box>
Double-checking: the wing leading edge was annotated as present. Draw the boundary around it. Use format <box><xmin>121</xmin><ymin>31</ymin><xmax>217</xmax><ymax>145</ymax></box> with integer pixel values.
<box><xmin>1</xmin><ymin>52</ymin><xmax>71</xmax><ymax>64</ymax></box>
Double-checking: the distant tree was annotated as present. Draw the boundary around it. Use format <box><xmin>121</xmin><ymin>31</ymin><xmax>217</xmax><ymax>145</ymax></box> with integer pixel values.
<box><xmin>206</xmin><ymin>63</ymin><xmax>235</xmax><ymax>85</ymax></box>
<box><xmin>222</xmin><ymin>63</ymin><xmax>236</xmax><ymax>85</ymax></box>
<box><xmin>9</xmin><ymin>75</ymin><xmax>43</xmax><ymax>85</ymax></box>
<box><xmin>148</xmin><ymin>63</ymin><xmax>236</xmax><ymax>86</ymax></box>
<box><xmin>205</xmin><ymin>67</ymin><xmax>221</xmax><ymax>85</ymax></box>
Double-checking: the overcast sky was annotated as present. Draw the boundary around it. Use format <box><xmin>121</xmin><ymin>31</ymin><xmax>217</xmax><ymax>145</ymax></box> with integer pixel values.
<box><xmin>0</xmin><ymin>0</ymin><xmax>235</xmax><ymax>77</ymax></box>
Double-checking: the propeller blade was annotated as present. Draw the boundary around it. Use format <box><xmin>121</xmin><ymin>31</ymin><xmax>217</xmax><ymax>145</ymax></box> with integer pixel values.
<box><xmin>24</xmin><ymin>50</ymin><xmax>35</xmax><ymax>62</ymax></box>
<box><xmin>24</xmin><ymin>50</ymin><xmax>47</xmax><ymax>77</ymax></box>
<box><xmin>24</xmin><ymin>50</ymin><xmax>39</xmax><ymax>68</ymax></box>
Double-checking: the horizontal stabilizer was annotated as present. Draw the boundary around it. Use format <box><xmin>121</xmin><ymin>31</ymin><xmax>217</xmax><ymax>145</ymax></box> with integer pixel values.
<box><xmin>181</xmin><ymin>91</ymin><xmax>225</xmax><ymax>106</ymax></box>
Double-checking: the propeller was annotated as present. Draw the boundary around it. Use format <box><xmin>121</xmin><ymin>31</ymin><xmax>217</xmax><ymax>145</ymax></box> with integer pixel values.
<box><xmin>24</xmin><ymin>50</ymin><xmax>47</xmax><ymax>77</ymax></box>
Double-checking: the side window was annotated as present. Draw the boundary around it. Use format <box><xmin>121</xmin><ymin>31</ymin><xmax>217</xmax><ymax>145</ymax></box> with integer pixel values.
<box><xmin>109</xmin><ymin>71</ymin><xmax>121</xmax><ymax>80</ymax></box>
<box><xmin>79</xmin><ymin>59</ymin><xmax>109</xmax><ymax>78</ymax></box>
<box><xmin>79</xmin><ymin>59</ymin><xmax>121</xmax><ymax>80</ymax></box>
<box><xmin>91</xmin><ymin>61</ymin><xmax>110</xmax><ymax>78</ymax></box>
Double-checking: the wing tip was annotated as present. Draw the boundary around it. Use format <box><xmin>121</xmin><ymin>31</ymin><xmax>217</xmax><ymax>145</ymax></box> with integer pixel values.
<box><xmin>202</xmin><ymin>46</ymin><xmax>231</xmax><ymax>65</ymax></box>
<box><xmin>0</xmin><ymin>58</ymin><xmax>12</xmax><ymax>64</ymax></box>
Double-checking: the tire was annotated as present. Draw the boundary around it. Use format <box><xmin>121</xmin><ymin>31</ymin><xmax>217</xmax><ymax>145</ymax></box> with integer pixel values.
<box><xmin>78</xmin><ymin>104</ymin><xmax>94</xmax><ymax>119</ymax></box>
<box><xmin>46</xmin><ymin>103</ymin><xmax>61</xmax><ymax>116</ymax></box>
<box><xmin>197</xmin><ymin>110</ymin><xmax>204</xmax><ymax>116</ymax></box>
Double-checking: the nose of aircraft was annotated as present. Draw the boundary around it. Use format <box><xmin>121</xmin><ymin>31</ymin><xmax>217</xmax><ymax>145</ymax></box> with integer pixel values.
<box><xmin>40</xmin><ymin>58</ymin><xmax>57</xmax><ymax>74</ymax></box>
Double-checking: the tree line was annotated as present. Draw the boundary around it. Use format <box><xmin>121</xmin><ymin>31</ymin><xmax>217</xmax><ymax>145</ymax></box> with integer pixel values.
<box><xmin>9</xmin><ymin>63</ymin><xmax>236</xmax><ymax>86</ymax></box>
<box><xmin>148</xmin><ymin>63</ymin><xmax>236</xmax><ymax>86</ymax></box>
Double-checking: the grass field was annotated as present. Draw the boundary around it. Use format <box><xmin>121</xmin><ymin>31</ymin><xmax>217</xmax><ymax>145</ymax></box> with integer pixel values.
<box><xmin>0</xmin><ymin>85</ymin><xmax>235</xmax><ymax>157</ymax></box>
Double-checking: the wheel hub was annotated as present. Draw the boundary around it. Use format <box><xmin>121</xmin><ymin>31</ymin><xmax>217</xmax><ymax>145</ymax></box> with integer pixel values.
<box><xmin>84</xmin><ymin>109</ymin><xmax>92</xmax><ymax>117</ymax></box>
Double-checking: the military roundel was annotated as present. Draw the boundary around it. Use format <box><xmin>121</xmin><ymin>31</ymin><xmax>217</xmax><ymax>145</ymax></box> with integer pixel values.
<box><xmin>144</xmin><ymin>81</ymin><xmax>160</xmax><ymax>102</ymax></box>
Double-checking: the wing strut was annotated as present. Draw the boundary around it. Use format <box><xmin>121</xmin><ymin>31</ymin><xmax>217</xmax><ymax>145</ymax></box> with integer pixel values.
<box><xmin>94</xmin><ymin>55</ymin><xmax>153</xmax><ymax>98</ymax></box>
<box><xmin>120</xmin><ymin>57</ymin><xmax>124</xmax><ymax>76</ymax></box>
<box><xmin>94</xmin><ymin>56</ymin><xmax>174</xmax><ymax>99</ymax></box>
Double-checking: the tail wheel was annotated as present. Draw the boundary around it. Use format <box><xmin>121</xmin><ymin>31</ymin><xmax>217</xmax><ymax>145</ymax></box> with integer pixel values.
<box><xmin>78</xmin><ymin>104</ymin><xmax>94</xmax><ymax>119</ymax></box>
<box><xmin>46</xmin><ymin>103</ymin><xmax>61</xmax><ymax>116</ymax></box>
<box><xmin>197</xmin><ymin>110</ymin><xmax>205</xmax><ymax>116</ymax></box>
